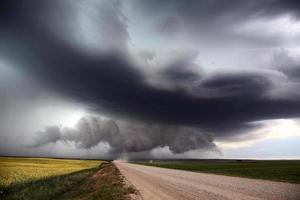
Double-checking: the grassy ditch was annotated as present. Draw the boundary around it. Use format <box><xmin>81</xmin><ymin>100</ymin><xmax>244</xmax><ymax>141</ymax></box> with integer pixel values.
<box><xmin>59</xmin><ymin>162</ymin><xmax>138</xmax><ymax>200</ymax></box>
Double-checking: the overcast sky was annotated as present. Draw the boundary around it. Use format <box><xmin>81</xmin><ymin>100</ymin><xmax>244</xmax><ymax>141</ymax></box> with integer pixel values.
<box><xmin>1</xmin><ymin>0</ymin><xmax>300</xmax><ymax>159</ymax></box>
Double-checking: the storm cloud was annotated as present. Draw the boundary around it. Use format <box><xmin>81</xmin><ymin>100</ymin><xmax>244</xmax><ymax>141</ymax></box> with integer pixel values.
<box><xmin>1</xmin><ymin>0</ymin><xmax>300</xmax><ymax>158</ymax></box>
<box><xmin>32</xmin><ymin>116</ymin><xmax>216</xmax><ymax>158</ymax></box>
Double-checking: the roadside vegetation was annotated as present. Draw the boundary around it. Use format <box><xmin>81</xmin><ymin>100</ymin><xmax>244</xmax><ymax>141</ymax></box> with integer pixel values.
<box><xmin>0</xmin><ymin>157</ymin><xmax>137</xmax><ymax>200</ymax></box>
<box><xmin>133</xmin><ymin>160</ymin><xmax>300</xmax><ymax>183</ymax></box>
<box><xmin>59</xmin><ymin>162</ymin><xmax>138</xmax><ymax>200</ymax></box>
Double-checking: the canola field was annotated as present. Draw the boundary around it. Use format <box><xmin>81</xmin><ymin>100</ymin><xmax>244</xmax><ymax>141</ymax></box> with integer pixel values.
<box><xmin>0</xmin><ymin>157</ymin><xmax>100</xmax><ymax>188</ymax></box>
<box><xmin>0</xmin><ymin>157</ymin><xmax>101</xmax><ymax>200</ymax></box>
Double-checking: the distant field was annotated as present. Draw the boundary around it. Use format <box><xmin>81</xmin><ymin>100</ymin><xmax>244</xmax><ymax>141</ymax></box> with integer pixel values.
<box><xmin>133</xmin><ymin>160</ymin><xmax>300</xmax><ymax>183</ymax></box>
<box><xmin>0</xmin><ymin>157</ymin><xmax>101</xmax><ymax>200</ymax></box>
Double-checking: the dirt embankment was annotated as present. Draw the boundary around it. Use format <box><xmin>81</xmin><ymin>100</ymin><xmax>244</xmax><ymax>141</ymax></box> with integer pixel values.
<box><xmin>61</xmin><ymin>162</ymin><xmax>141</xmax><ymax>200</ymax></box>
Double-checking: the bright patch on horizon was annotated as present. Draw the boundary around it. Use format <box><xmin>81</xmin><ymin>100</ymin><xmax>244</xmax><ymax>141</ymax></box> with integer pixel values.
<box><xmin>217</xmin><ymin>119</ymin><xmax>300</xmax><ymax>149</ymax></box>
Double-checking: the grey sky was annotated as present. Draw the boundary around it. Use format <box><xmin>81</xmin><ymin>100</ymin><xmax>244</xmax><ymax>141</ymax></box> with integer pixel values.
<box><xmin>0</xmin><ymin>0</ymin><xmax>300</xmax><ymax>159</ymax></box>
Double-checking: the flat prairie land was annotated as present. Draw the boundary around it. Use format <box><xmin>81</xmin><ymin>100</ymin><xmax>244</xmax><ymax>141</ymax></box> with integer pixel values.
<box><xmin>132</xmin><ymin>159</ymin><xmax>300</xmax><ymax>183</ymax></box>
<box><xmin>0</xmin><ymin>157</ymin><xmax>138</xmax><ymax>200</ymax></box>
<box><xmin>117</xmin><ymin>162</ymin><xmax>300</xmax><ymax>200</ymax></box>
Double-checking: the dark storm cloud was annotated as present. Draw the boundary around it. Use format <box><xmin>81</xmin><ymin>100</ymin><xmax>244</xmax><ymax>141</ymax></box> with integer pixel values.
<box><xmin>200</xmin><ymin>72</ymin><xmax>273</xmax><ymax>97</ymax></box>
<box><xmin>162</xmin><ymin>66</ymin><xmax>200</xmax><ymax>84</ymax></box>
<box><xmin>32</xmin><ymin>116</ymin><xmax>216</xmax><ymax>158</ymax></box>
<box><xmin>273</xmin><ymin>49</ymin><xmax>300</xmax><ymax>81</ymax></box>
<box><xmin>155</xmin><ymin>50</ymin><xmax>202</xmax><ymax>90</ymax></box>
<box><xmin>1</xmin><ymin>0</ymin><xmax>300</xmax><ymax>155</ymax></box>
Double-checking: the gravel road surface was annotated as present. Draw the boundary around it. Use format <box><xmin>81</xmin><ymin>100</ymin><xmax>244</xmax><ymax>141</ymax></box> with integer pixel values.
<box><xmin>115</xmin><ymin>162</ymin><xmax>300</xmax><ymax>200</ymax></box>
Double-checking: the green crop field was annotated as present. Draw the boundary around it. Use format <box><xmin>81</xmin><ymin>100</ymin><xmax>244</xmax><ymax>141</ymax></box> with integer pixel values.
<box><xmin>133</xmin><ymin>160</ymin><xmax>300</xmax><ymax>183</ymax></box>
<box><xmin>0</xmin><ymin>157</ymin><xmax>101</xmax><ymax>200</ymax></box>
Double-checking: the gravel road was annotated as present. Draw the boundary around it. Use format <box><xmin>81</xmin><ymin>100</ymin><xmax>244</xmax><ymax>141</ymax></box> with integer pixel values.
<box><xmin>115</xmin><ymin>162</ymin><xmax>300</xmax><ymax>200</ymax></box>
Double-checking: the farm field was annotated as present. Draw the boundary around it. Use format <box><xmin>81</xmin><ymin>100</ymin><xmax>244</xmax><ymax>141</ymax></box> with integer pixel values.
<box><xmin>132</xmin><ymin>159</ymin><xmax>300</xmax><ymax>183</ymax></box>
<box><xmin>117</xmin><ymin>161</ymin><xmax>300</xmax><ymax>200</ymax></box>
<box><xmin>0</xmin><ymin>157</ymin><xmax>138</xmax><ymax>200</ymax></box>
<box><xmin>0</xmin><ymin>157</ymin><xmax>101</xmax><ymax>188</ymax></box>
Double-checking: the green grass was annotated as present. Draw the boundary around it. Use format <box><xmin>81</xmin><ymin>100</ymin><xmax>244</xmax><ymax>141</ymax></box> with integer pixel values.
<box><xmin>133</xmin><ymin>160</ymin><xmax>300</xmax><ymax>183</ymax></box>
<box><xmin>0</xmin><ymin>157</ymin><xmax>102</xmax><ymax>200</ymax></box>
